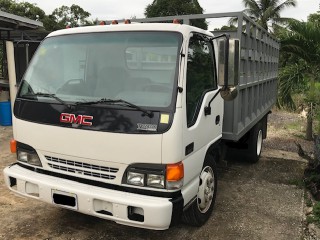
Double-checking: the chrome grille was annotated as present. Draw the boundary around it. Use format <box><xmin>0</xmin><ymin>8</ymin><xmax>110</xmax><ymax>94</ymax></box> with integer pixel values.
<box><xmin>45</xmin><ymin>156</ymin><xmax>118</xmax><ymax>180</ymax></box>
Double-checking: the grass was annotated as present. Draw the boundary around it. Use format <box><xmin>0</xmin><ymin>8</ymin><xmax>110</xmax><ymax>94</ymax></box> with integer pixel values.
<box><xmin>305</xmin><ymin>173</ymin><xmax>320</xmax><ymax>184</ymax></box>
<box><xmin>286</xmin><ymin>121</ymin><xmax>304</xmax><ymax>132</ymax></box>
<box><xmin>306</xmin><ymin>197</ymin><xmax>313</xmax><ymax>208</ymax></box>
<box><xmin>287</xmin><ymin>178</ymin><xmax>305</xmax><ymax>189</ymax></box>
<box><xmin>292</xmin><ymin>133</ymin><xmax>306</xmax><ymax>140</ymax></box>
<box><xmin>307</xmin><ymin>202</ymin><xmax>320</xmax><ymax>225</ymax></box>
<box><xmin>282</xmin><ymin>114</ymin><xmax>306</xmax><ymax>139</ymax></box>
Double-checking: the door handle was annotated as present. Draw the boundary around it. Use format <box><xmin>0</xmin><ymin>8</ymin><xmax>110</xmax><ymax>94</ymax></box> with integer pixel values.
<box><xmin>215</xmin><ymin>115</ymin><xmax>220</xmax><ymax>125</ymax></box>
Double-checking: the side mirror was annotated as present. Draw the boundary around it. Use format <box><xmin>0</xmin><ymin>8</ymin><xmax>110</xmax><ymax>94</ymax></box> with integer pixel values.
<box><xmin>218</xmin><ymin>39</ymin><xmax>240</xmax><ymax>101</ymax></box>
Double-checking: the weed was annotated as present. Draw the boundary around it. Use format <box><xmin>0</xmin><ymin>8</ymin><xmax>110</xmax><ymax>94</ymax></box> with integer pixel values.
<box><xmin>287</xmin><ymin>122</ymin><xmax>303</xmax><ymax>132</ymax></box>
<box><xmin>307</xmin><ymin>215</ymin><xmax>315</xmax><ymax>224</ymax></box>
<box><xmin>308</xmin><ymin>202</ymin><xmax>320</xmax><ymax>225</ymax></box>
<box><xmin>306</xmin><ymin>197</ymin><xmax>313</xmax><ymax>207</ymax></box>
<box><xmin>288</xmin><ymin>178</ymin><xmax>305</xmax><ymax>188</ymax></box>
<box><xmin>292</xmin><ymin>133</ymin><xmax>306</xmax><ymax>140</ymax></box>
<box><xmin>305</xmin><ymin>173</ymin><xmax>320</xmax><ymax>184</ymax></box>
<box><xmin>313</xmin><ymin>202</ymin><xmax>320</xmax><ymax>216</ymax></box>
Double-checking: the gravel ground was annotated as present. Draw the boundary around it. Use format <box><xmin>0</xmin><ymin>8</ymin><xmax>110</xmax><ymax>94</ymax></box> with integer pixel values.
<box><xmin>264</xmin><ymin>109</ymin><xmax>320</xmax><ymax>240</ymax></box>
<box><xmin>264</xmin><ymin>109</ymin><xmax>314</xmax><ymax>156</ymax></box>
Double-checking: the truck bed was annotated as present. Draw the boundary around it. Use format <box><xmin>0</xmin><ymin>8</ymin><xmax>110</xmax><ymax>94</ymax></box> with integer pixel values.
<box><xmin>213</xmin><ymin>13</ymin><xmax>279</xmax><ymax>141</ymax></box>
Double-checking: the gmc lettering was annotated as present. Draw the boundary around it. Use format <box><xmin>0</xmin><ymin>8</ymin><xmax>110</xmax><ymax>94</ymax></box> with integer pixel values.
<box><xmin>60</xmin><ymin>113</ymin><xmax>93</xmax><ymax>126</ymax></box>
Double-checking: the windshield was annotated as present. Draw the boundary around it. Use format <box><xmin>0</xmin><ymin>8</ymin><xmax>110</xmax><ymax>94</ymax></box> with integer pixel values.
<box><xmin>18</xmin><ymin>31</ymin><xmax>182</xmax><ymax>109</ymax></box>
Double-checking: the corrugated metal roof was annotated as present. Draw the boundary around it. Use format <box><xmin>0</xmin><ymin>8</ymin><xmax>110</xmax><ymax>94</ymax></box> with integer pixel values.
<box><xmin>0</xmin><ymin>10</ymin><xmax>47</xmax><ymax>41</ymax></box>
<box><xmin>0</xmin><ymin>10</ymin><xmax>43</xmax><ymax>31</ymax></box>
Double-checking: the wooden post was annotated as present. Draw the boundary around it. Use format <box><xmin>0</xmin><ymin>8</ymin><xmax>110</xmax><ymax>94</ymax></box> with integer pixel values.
<box><xmin>5</xmin><ymin>41</ymin><xmax>17</xmax><ymax>111</ymax></box>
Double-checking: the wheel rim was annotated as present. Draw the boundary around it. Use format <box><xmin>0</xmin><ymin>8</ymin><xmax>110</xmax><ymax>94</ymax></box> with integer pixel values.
<box><xmin>197</xmin><ymin>166</ymin><xmax>215</xmax><ymax>213</ymax></box>
<box><xmin>257</xmin><ymin>130</ymin><xmax>263</xmax><ymax>156</ymax></box>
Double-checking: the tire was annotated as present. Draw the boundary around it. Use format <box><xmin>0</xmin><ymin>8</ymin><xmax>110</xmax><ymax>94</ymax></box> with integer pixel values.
<box><xmin>246</xmin><ymin>122</ymin><xmax>263</xmax><ymax>163</ymax></box>
<box><xmin>182</xmin><ymin>154</ymin><xmax>218</xmax><ymax>226</ymax></box>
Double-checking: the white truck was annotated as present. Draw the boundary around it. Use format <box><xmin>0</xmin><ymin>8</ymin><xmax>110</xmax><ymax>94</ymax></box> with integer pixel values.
<box><xmin>3</xmin><ymin>12</ymin><xmax>279</xmax><ymax>230</ymax></box>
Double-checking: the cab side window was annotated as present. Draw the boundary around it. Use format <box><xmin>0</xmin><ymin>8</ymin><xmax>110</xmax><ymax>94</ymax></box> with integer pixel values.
<box><xmin>186</xmin><ymin>35</ymin><xmax>217</xmax><ymax>127</ymax></box>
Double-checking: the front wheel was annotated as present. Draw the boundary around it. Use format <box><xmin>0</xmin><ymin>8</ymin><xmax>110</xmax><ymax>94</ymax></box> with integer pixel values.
<box><xmin>182</xmin><ymin>154</ymin><xmax>218</xmax><ymax>226</ymax></box>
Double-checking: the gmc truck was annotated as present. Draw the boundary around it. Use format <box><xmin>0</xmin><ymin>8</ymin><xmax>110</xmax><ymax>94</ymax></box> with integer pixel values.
<box><xmin>3</xmin><ymin>12</ymin><xmax>279</xmax><ymax>230</ymax></box>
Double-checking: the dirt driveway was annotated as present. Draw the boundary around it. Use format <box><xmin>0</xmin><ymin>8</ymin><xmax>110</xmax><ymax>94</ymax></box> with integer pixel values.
<box><xmin>0</xmin><ymin>111</ymin><xmax>310</xmax><ymax>240</ymax></box>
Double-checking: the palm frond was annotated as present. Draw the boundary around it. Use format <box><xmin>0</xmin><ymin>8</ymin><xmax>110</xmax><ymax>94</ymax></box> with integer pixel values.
<box><xmin>278</xmin><ymin>62</ymin><xmax>308</xmax><ymax>109</ymax></box>
<box><xmin>228</xmin><ymin>17</ymin><xmax>238</xmax><ymax>26</ymax></box>
<box><xmin>273</xmin><ymin>0</ymin><xmax>297</xmax><ymax>13</ymax></box>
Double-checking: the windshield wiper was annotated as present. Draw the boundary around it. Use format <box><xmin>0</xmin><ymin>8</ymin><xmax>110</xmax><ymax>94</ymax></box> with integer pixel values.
<box><xmin>76</xmin><ymin>98</ymin><xmax>154</xmax><ymax>118</ymax></box>
<box><xmin>21</xmin><ymin>92</ymin><xmax>71</xmax><ymax>109</ymax></box>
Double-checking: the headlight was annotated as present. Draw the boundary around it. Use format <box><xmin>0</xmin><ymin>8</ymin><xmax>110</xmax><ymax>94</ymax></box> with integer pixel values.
<box><xmin>127</xmin><ymin>172</ymin><xmax>144</xmax><ymax>186</ymax></box>
<box><xmin>124</xmin><ymin>164</ymin><xmax>166</xmax><ymax>189</ymax></box>
<box><xmin>126</xmin><ymin>171</ymin><xmax>165</xmax><ymax>189</ymax></box>
<box><xmin>124</xmin><ymin>162</ymin><xmax>183</xmax><ymax>190</ymax></box>
<box><xmin>17</xmin><ymin>149</ymin><xmax>42</xmax><ymax>167</ymax></box>
<box><xmin>147</xmin><ymin>174</ymin><xmax>165</xmax><ymax>189</ymax></box>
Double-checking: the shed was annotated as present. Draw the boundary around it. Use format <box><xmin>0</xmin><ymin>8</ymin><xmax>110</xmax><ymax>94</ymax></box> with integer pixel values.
<box><xmin>0</xmin><ymin>10</ymin><xmax>47</xmax><ymax>124</ymax></box>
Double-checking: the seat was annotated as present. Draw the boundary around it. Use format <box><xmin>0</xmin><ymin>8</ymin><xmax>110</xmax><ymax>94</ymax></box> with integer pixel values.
<box><xmin>94</xmin><ymin>67</ymin><xmax>129</xmax><ymax>98</ymax></box>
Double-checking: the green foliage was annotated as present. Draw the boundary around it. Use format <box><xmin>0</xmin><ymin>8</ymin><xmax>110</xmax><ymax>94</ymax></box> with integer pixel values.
<box><xmin>214</xmin><ymin>25</ymin><xmax>237</xmax><ymax>31</ymax></box>
<box><xmin>287</xmin><ymin>178</ymin><xmax>304</xmax><ymax>188</ymax></box>
<box><xmin>229</xmin><ymin>0</ymin><xmax>296</xmax><ymax>31</ymax></box>
<box><xmin>50</xmin><ymin>4</ymin><xmax>92</xmax><ymax>30</ymax></box>
<box><xmin>0</xmin><ymin>0</ymin><xmax>46</xmax><ymax>21</ymax></box>
<box><xmin>145</xmin><ymin>0</ymin><xmax>207</xmax><ymax>29</ymax></box>
<box><xmin>0</xmin><ymin>0</ymin><xmax>93</xmax><ymax>31</ymax></box>
<box><xmin>277</xmin><ymin>62</ymin><xmax>308</xmax><ymax>109</ymax></box>
<box><xmin>277</xmin><ymin>14</ymin><xmax>320</xmax><ymax>137</ymax></box>
<box><xmin>306</xmin><ymin>197</ymin><xmax>313</xmax><ymax>207</ymax></box>
<box><xmin>308</xmin><ymin>202</ymin><xmax>320</xmax><ymax>225</ymax></box>
<box><xmin>308</xmin><ymin>12</ymin><xmax>320</xmax><ymax>24</ymax></box>
<box><xmin>244</xmin><ymin>0</ymin><xmax>296</xmax><ymax>30</ymax></box>
<box><xmin>311</xmin><ymin>85</ymin><xmax>320</xmax><ymax>134</ymax></box>
<box><xmin>280</xmin><ymin>20</ymin><xmax>320</xmax><ymax>65</ymax></box>
<box><xmin>305</xmin><ymin>173</ymin><xmax>320</xmax><ymax>184</ymax></box>
<box><xmin>307</xmin><ymin>214</ymin><xmax>316</xmax><ymax>224</ymax></box>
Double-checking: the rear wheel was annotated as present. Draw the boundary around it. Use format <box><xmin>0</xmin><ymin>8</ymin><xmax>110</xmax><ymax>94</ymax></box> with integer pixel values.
<box><xmin>182</xmin><ymin>154</ymin><xmax>217</xmax><ymax>226</ymax></box>
<box><xmin>246</xmin><ymin>122</ymin><xmax>263</xmax><ymax>163</ymax></box>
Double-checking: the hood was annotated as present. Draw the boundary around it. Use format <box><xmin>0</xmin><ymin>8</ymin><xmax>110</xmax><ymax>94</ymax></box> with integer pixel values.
<box><xmin>14</xmin><ymin>117</ymin><xmax>162</xmax><ymax>165</ymax></box>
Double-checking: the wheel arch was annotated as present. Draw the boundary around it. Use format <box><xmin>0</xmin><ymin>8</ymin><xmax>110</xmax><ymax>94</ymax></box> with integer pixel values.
<box><xmin>206</xmin><ymin>139</ymin><xmax>221</xmax><ymax>163</ymax></box>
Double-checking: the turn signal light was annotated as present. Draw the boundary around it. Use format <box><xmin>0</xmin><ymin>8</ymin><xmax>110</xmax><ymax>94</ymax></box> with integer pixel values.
<box><xmin>166</xmin><ymin>162</ymin><xmax>184</xmax><ymax>181</ymax></box>
<box><xmin>10</xmin><ymin>139</ymin><xmax>16</xmax><ymax>153</ymax></box>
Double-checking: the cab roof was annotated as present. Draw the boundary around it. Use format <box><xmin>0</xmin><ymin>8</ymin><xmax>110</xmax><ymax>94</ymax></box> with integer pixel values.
<box><xmin>47</xmin><ymin>23</ymin><xmax>213</xmax><ymax>39</ymax></box>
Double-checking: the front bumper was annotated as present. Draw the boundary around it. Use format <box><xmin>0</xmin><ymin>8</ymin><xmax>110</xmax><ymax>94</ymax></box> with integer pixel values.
<box><xmin>3</xmin><ymin>163</ymin><xmax>182</xmax><ymax>230</ymax></box>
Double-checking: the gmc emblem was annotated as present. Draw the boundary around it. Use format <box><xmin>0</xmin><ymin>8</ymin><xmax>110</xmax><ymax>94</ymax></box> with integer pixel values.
<box><xmin>60</xmin><ymin>113</ymin><xmax>93</xmax><ymax>126</ymax></box>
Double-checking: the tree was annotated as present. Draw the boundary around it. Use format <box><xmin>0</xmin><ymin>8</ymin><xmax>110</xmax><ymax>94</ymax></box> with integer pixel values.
<box><xmin>145</xmin><ymin>0</ymin><xmax>207</xmax><ymax>29</ymax></box>
<box><xmin>10</xmin><ymin>2</ymin><xmax>46</xmax><ymax>21</ymax></box>
<box><xmin>0</xmin><ymin>1</ymin><xmax>93</xmax><ymax>31</ymax></box>
<box><xmin>50</xmin><ymin>4</ymin><xmax>92</xmax><ymax>29</ymax></box>
<box><xmin>279</xmin><ymin>16</ymin><xmax>320</xmax><ymax>139</ymax></box>
<box><xmin>214</xmin><ymin>25</ymin><xmax>237</xmax><ymax>31</ymax></box>
<box><xmin>0</xmin><ymin>0</ymin><xmax>13</xmax><ymax>11</ymax></box>
<box><xmin>229</xmin><ymin>0</ymin><xmax>297</xmax><ymax>31</ymax></box>
<box><xmin>0</xmin><ymin>0</ymin><xmax>46</xmax><ymax>21</ymax></box>
<box><xmin>308</xmin><ymin>12</ymin><xmax>320</xmax><ymax>24</ymax></box>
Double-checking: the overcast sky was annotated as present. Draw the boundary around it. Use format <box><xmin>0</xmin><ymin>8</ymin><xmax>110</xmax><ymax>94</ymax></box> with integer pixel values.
<box><xmin>26</xmin><ymin>0</ymin><xmax>320</xmax><ymax>29</ymax></box>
